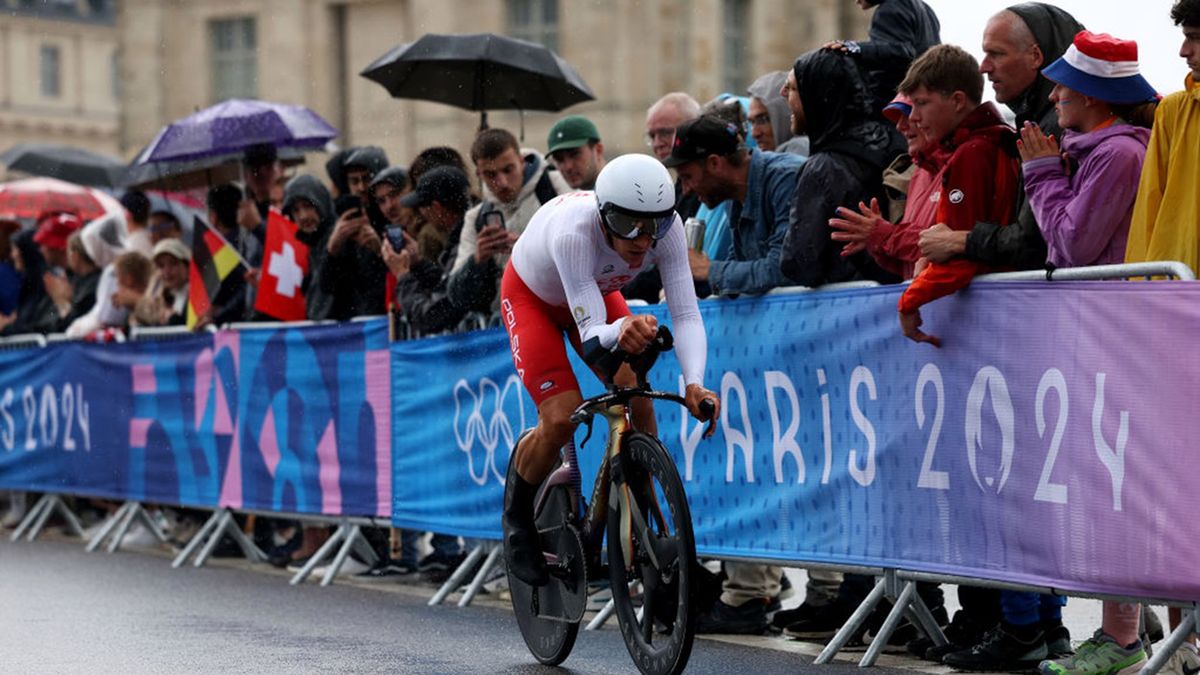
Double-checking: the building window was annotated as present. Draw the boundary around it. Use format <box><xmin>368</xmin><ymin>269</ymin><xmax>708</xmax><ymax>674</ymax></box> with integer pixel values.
<box><xmin>722</xmin><ymin>0</ymin><xmax>751</xmax><ymax>93</ymax></box>
<box><xmin>40</xmin><ymin>44</ymin><xmax>61</xmax><ymax>98</ymax></box>
<box><xmin>111</xmin><ymin>50</ymin><xmax>121</xmax><ymax>101</ymax></box>
<box><xmin>507</xmin><ymin>0</ymin><xmax>558</xmax><ymax>53</ymax></box>
<box><xmin>209</xmin><ymin>17</ymin><xmax>257</xmax><ymax>102</ymax></box>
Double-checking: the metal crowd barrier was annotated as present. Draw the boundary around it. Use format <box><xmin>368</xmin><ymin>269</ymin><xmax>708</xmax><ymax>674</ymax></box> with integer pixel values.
<box><xmin>5</xmin><ymin>264</ymin><xmax>1198</xmax><ymax>673</ymax></box>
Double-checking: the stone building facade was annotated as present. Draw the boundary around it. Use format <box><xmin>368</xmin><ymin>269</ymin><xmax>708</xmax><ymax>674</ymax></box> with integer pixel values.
<box><xmin>0</xmin><ymin>0</ymin><xmax>120</xmax><ymax>164</ymax></box>
<box><xmin>118</xmin><ymin>0</ymin><xmax>868</xmax><ymax>168</ymax></box>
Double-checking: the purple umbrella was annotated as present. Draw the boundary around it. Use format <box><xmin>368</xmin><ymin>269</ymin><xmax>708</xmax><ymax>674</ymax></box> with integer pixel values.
<box><xmin>140</xmin><ymin>99</ymin><xmax>338</xmax><ymax>164</ymax></box>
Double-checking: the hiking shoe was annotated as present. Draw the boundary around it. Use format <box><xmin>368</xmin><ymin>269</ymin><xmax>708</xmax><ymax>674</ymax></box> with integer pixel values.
<box><xmin>1038</xmin><ymin>630</ymin><xmax>1145</xmax><ymax>675</ymax></box>
<box><xmin>355</xmin><ymin>559</ymin><xmax>418</xmax><ymax>581</ymax></box>
<box><xmin>696</xmin><ymin>598</ymin><xmax>769</xmax><ymax>635</ymax></box>
<box><xmin>1044</xmin><ymin>621</ymin><xmax>1074</xmax><ymax>658</ymax></box>
<box><xmin>782</xmin><ymin>601</ymin><xmax>855</xmax><ymax>640</ymax></box>
<box><xmin>914</xmin><ymin>609</ymin><xmax>996</xmax><ymax>662</ymax></box>
<box><xmin>864</xmin><ymin>604</ymin><xmax>950</xmax><ymax>652</ymax></box>
<box><xmin>943</xmin><ymin>624</ymin><xmax>1048</xmax><ymax>672</ymax></box>
<box><xmin>772</xmin><ymin>600</ymin><xmax>824</xmax><ymax>630</ymax></box>
<box><xmin>1161</xmin><ymin>642</ymin><xmax>1200</xmax><ymax>675</ymax></box>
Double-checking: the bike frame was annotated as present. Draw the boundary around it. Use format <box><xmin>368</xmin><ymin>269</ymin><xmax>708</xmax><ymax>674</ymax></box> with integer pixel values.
<box><xmin>532</xmin><ymin>388</ymin><xmax>694</xmax><ymax>571</ymax></box>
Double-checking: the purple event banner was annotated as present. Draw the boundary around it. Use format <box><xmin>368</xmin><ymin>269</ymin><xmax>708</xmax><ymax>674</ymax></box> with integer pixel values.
<box><xmin>393</xmin><ymin>279</ymin><xmax>1200</xmax><ymax>603</ymax></box>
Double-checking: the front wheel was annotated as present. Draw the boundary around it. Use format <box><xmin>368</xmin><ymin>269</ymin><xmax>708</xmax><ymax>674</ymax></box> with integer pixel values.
<box><xmin>607</xmin><ymin>432</ymin><xmax>697</xmax><ymax>675</ymax></box>
<box><xmin>505</xmin><ymin>452</ymin><xmax>580</xmax><ymax>666</ymax></box>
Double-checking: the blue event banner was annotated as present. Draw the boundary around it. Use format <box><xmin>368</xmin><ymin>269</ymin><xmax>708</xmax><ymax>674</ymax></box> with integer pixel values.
<box><xmin>392</xmin><ymin>281</ymin><xmax>1200</xmax><ymax>602</ymax></box>
<box><xmin>0</xmin><ymin>320</ymin><xmax>392</xmax><ymax>518</ymax></box>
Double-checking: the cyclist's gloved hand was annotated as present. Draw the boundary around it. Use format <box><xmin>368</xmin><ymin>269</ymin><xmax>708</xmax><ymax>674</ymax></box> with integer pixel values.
<box><xmin>617</xmin><ymin>314</ymin><xmax>658</xmax><ymax>354</ymax></box>
<box><xmin>684</xmin><ymin>384</ymin><xmax>721</xmax><ymax>437</ymax></box>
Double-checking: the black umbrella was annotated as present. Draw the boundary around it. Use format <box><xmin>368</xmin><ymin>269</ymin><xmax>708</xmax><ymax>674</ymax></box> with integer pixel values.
<box><xmin>0</xmin><ymin>143</ymin><xmax>125</xmax><ymax>188</ymax></box>
<box><xmin>360</xmin><ymin>32</ymin><xmax>595</xmax><ymax>130</ymax></box>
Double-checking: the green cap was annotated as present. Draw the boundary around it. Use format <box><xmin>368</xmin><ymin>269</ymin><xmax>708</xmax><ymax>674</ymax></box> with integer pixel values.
<box><xmin>547</xmin><ymin>115</ymin><xmax>600</xmax><ymax>154</ymax></box>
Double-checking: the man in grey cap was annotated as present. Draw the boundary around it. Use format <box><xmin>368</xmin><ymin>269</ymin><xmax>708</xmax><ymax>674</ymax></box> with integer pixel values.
<box><xmin>747</xmin><ymin>70</ymin><xmax>809</xmax><ymax>156</ymax></box>
<box><xmin>546</xmin><ymin>115</ymin><xmax>606</xmax><ymax>189</ymax></box>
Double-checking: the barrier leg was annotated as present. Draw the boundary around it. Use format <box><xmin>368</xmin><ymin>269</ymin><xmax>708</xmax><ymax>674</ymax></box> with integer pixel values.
<box><xmin>814</xmin><ymin>576</ymin><xmax>887</xmax><ymax>665</ymax></box>
<box><xmin>903</xmin><ymin>592</ymin><xmax>948</xmax><ymax>650</ymax></box>
<box><xmin>51</xmin><ymin>496</ymin><xmax>85</xmax><ymax>539</ymax></box>
<box><xmin>587</xmin><ymin>580</ymin><xmax>637</xmax><ymax>631</ymax></box>
<box><xmin>860</xmin><ymin>581</ymin><xmax>916</xmax><ymax>667</ymax></box>
<box><xmin>105</xmin><ymin>501</ymin><xmax>141</xmax><ymax>553</ymax></box>
<box><xmin>290</xmin><ymin>524</ymin><xmax>346</xmax><ymax>586</ymax></box>
<box><xmin>9</xmin><ymin>494</ymin><xmax>50</xmax><ymax>542</ymax></box>
<box><xmin>457</xmin><ymin>544</ymin><xmax>502</xmax><ymax>607</ymax></box>
<box><xmin>192</xmin><ymin>510</ymin><xmax>234</xmax><ymax>567</ymax></box>
<box><xmin>172</xmin><ymin>509</ymin><xmax>222</xmax><ymax>568</ymax></box>
<box><xmin>86</xmin><ymin>502</ymin><xmax>131</xmax><ymax>553</ymax></box>
<box><xmin>133</xmin><ymin>504</ymin><xmax>169</xmax><ymax>544</ymax></box>
<box><xmin>349</xmin><ymin>529</ymin><xmax>380</xmax><ymax>569</ymax></box>
<box><xmin>25</xmin><ymin>494</ymin><xmax>60</xmax><ymax>541</ymax></box>
<box><xmin>319</xmin><ymin>524</ymin><xmax>363</xmax><ymax>587</ymax></box>
<box><xmin>1141</xmin><ymin>608</ymin><xmax>1197</xmax><ymax>675</ymax></box>
<box><xmin>428</xmin><ymin>544</ymin><xmax>486</xmax><ymax>606</ymax></box>
<box><xmin>222</xmin><ymin>512</ymin><xmax>266</xmax><ymax>564</ymax></box>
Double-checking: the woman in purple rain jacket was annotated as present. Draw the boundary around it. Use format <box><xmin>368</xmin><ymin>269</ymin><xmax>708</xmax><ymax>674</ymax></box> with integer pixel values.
<box><xmin>1017</xmin><ymin>30</ymin><xmax>1158</xmax><ymax>268</ymax></box>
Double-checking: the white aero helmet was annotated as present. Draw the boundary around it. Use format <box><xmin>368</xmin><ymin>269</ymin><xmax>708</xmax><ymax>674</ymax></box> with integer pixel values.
<box><xmin>594</xmin><ymin>154</ymin><xmax>677</xmax><ymax>240</ymax></box>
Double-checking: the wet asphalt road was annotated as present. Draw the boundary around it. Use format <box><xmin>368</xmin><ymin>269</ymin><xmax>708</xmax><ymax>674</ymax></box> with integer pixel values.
<box><xmin>0</xmin><ymin>537</ymin><xmax>924</xmax><ymax>675</ymax></box>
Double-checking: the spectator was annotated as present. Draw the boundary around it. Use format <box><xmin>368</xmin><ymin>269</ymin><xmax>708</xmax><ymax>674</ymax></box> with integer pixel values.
<box><xmin>0</xmin><ymin>219</ymin><xmax>20</xmax><ymax>318</ymax></box>
<box><xmin>779</xmin><ymin>48</ymin><xmax>904</xmax><ymax>287</ymax></box>
<box><xmin>202</xmin><ymin>184</ymin><xmax>248</xmax><ymax>325</ymax></box>
<box><xmin>747</xmin><ymin>70</ymin><xmax>810</xmax><ymax>155</ymax></box>
<box><xmin>825</xmin><ymin>0</ymin><xmax>941</xmax><ymax>112</ymax></box>
<box><xmin>120</xmin><ymin>190</ymin><xmax>154</xmax><ymax>257</ymax></box>
<box><xmin>325</xmin><ymin>147</ymin><xmax>356</xmax><ymax>198</ymax></box>
<box><xmin>374</xmin><ymin>166</ymin><xmax>474</xmax><ymax>581</ymax></box>
<box><xmin>546</xmin><ymin>115</ymin><xmax>606</xmax><ymax>189</ymax></box>
<box><xmin>235</xmin><ymin>144</ymin><xmax>280</xmax><ymax>318</ymax></box>
<box><xmin>48</xmin><ymin>231</ymin><xmax>101</xmax><ymax>332</ymax></box>
<box><xmin>624</xmin><ymin>92</ymin><xmax>704</xmax><ymax>303</ymax></box>
<box><xmin>133</xmin><ymin>239</ymin><xmax>190</xmax><ymax>327</ymax></box>
<box><xmin>1018</xmin><ymin>31</ymin><xmax>1155</xmax><ymax>269</ymax></box>
<box><xmin>343</xmin><ymin>146</ymin><xmax>391</xmax><ymax>231</ymax></box>
<box><xmin>1121</xmin><ymin>6</ymin><xmax>1200</xmax><ymax>670</ymax></box>
<box><xmin>321</xmin><ymin>167</ymin><xmax>390</xmax><ymax>321</ymax></box>
<box><xmin>667</xmin><ymin>114</ymin><xmax>802</xmax><ymax>298</ymax></box>
<box><xmin>148</xmin><ymin>209</ymin><xmax>182</xmax><ymax>245</ymax></box>
<box><xmin>918</xmin><ymin>4</ymin><xmax>1083</xmax><ymax>273</ymax></box>
<box><xmin>280</xmin><ymin>175</ymin><xmax>338</xmax><ymax>321</ymax></box>
<box><xmin>109</xmin><ymin>251</ymin><xmax>154</xmax><ymax>327</ymax></box>
<box><xmin>894</xmin><ymin>46</ymin><xmax>1019</xmax><ymax>344</ymax></box>
<box><xmin>409</xmin><ymin>146</ymin><xmax>471</xmax><ymax>187</ymax></box>
<box><xmin>371</xmin><ymin>166</ymin><xmax>442</xmax><ymax>262</ymax></box>
<box><xmin>65</xmin><ymin>213</ymin><xmax>131</xmax><ymax>337</ymax></box>
<box><xmin>3</xmin><ymin>229</ymin><xmax>57</xmax><ymax>335</ymax></box>
<box><xmin>32</xmin><ymin>213</ymin><xmax>88</xmax><ymax>331</ymax></box>
<box><xmin>386</xmin><ymin>166</ymin><xmax>473</xmax><ymax>335</ymax></box>
<box><xmin>828</xmin><ymin>93</ymin><xmax>950</xmax><ymax>278</ymax></box>
<box><xmin>447</xmin><ymin>128</ymin><xmax>569</xmax><ymax>315</ymax></box>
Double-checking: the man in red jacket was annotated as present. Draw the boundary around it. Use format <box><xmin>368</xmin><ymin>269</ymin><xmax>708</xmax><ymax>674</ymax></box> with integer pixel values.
<box><xmin>894</xmin><ymin>44</ymin><xmax>1019</xmax><ymax>346</ymax></box>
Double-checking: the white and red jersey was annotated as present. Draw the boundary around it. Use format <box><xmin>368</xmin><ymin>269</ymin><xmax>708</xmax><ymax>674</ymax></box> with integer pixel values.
<box><xmin>509</xmin><ymin>191</ymin><xmax>707</xmax><ymax>386</ymax></box>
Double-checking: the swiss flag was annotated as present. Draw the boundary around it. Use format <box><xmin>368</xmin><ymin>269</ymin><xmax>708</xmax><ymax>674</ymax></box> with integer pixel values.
<box><xmin>254</xmin><ymin>210</ymin><xmax>310</xmax><ymax>321</ymax></box>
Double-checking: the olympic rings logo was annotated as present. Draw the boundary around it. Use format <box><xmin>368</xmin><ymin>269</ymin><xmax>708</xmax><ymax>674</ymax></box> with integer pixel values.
<box><xmin>452</xmin><ymin>375</ymin><xmax>527</xmax><ymax>486</ymax></box>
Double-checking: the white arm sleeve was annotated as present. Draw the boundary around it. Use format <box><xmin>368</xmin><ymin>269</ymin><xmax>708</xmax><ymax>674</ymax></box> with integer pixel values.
<box><xmin>655</xmin><ymin>222</ymin><xmax>707</xmax><ymax>387</ymax></box>
<box><xmin>551</xmin><ymin>232</ymin><xmax>626</xmax><ymax>350</ymax></box>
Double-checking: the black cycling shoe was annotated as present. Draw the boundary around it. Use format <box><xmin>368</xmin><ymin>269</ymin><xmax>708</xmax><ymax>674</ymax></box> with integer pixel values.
<box><xmin>504</xmin><ymin>474</ymin><xmax>549</xmax><ymax>586</ymax></box>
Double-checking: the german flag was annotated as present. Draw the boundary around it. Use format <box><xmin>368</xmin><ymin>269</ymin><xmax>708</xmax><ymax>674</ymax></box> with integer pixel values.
<box><xmin>187</xmin><ymin>216</ymin><xmax>243</xmax><ymax>329</ymax></box>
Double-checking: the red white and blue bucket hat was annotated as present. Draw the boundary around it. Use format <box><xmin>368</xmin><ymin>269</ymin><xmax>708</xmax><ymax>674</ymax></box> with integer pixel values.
<box><xmin>1042</xmin><ymin>31</ymin><xmax>1158</xmax><ymax>104</ymax></box>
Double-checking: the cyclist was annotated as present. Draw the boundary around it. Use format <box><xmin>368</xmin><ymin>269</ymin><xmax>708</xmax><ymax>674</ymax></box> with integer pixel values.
<box><xmin>501</xmin><ymin>153</ymin><xmax>721</xmax><ymax>586</ymax></box>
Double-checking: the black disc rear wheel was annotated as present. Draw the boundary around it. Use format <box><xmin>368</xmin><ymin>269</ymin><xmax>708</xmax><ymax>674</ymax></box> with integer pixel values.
<box><xmin>607</xmin><ymin>432</ymin><xmax>697</xmax><ymax>675</ymax></box>
<box><xmin>506</xmin><ymin>457</ymin><xmax>580</xmax><ymax>666</ymax></box>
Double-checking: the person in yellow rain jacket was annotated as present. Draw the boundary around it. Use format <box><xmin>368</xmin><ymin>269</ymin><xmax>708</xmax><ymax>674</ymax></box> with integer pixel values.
<box><xmin>1124</xmin><ymin>2</ymin><xmax>1200</xmax><ymax>274</ymax></box>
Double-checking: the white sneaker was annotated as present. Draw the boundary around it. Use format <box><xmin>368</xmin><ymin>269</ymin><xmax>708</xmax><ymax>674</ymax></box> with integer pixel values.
<box><xmin>1161</xmin><ymin>642</ymin><xmax>1200</xmax><ymax>675</ymax></box>
<box><xmin>1</xmin><ymin>509</ymin><xmax>23</xmax><ymax>529</ymax></box>
<box><xmin>120</xmin><ymin>523</ymin><xmax>162</xmax><ymax>549</ymax></box>
<box><xmin>310</xmin><ymin>557</ymin><xmax>371</xmax><ymax>577</ymax></box>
